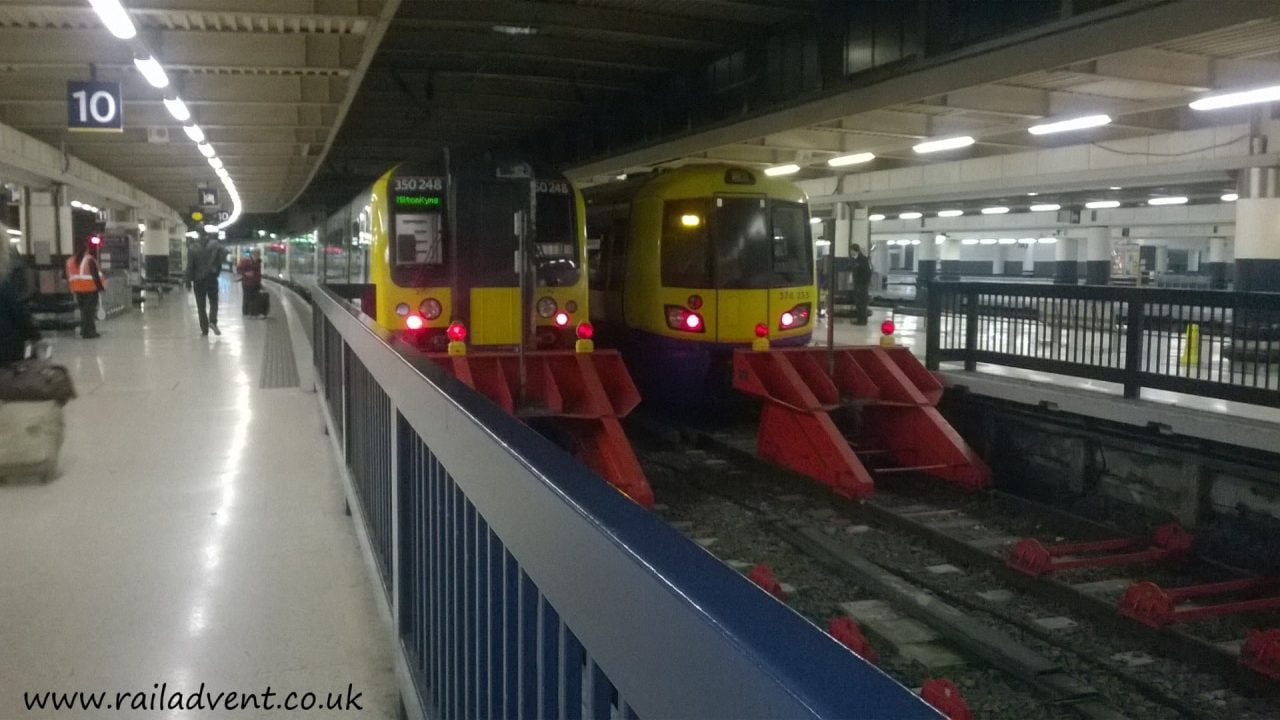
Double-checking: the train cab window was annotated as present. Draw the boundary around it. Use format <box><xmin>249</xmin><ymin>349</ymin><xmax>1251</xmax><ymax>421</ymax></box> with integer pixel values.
<box><xmin>661</xmin><ymin>198</ymin><xmax>713</xmax><ymax>287</ymax></box>
<box><xmin>535</xmin><ymin>190</ymin><xmax>580</xmax><ymax>287</ymax></box>
<box><xmin>770</xmin><ymin>201</ymin><xmax>813</xmax><ymax>284</ymax></box>
<box><xmin>394</xmin><ymin>212</ymin><xmax>443</xmax><ymax>265</ymax></box>
<box><xmin>713</xmin><ymin>196</ymin><xmax>771</xmax><ymax>289</ymax></box>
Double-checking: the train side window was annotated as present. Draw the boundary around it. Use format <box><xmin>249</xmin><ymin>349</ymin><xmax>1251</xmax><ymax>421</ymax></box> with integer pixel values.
<box><xmin>661</xmin><ymin>199</ymin><xmax>712</xmax><ymax>288</ymax></box>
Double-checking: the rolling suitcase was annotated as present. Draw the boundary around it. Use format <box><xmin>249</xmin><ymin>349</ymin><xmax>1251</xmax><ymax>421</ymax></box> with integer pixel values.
<box><xmin>247</xmin><ymin>288</ymin><xmax>270</xmax><ymax>317</ymax></box>
<box><xmin>0</xmin><ymin>400</ymin><xmax>63</xmax><ymax>482</ymax></box>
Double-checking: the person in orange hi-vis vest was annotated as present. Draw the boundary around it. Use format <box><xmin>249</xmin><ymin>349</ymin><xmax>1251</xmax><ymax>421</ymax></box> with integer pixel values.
<box><xmin>65</xmin><ymin>238</ymin><xmax>105</xmax><ymax>339</ymax></box>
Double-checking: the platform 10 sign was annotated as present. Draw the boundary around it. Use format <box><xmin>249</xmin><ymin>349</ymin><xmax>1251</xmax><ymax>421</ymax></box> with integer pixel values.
<box><xmin>68</xmin><ymin>81</ymin><xmax>123</xmax><ymax>132</ymax></box>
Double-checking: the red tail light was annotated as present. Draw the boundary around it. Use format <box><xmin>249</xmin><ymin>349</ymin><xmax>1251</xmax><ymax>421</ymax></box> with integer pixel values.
<box><xmin>778</xmin><ymin>303</ymin><xmax>812</xmax><ymax>331</ymax></box>
<box><xmin>665</xmin><ymin>305</ymin><xmax>705</xmax><ymax>333</ymax></box>
<box><xmin>554</xmin><ymin>311</ymin><xmax>570</xmax><ymax>327</ymax></box>
<box><xmin>576</xmin><ymin>322</ymin><xmax>594</xmax><ymax>340</ymax></box>
<box><xmin>405</xmin><ymin>314</ymin><xmax>425</xmax><ymax>330</ymax></box>
<box><xmin>754</xmin><ymin>323</ymin><xmax>769</xmax><ymax>338</ymax></box>
<box><xmin>446</xmin><ymin>322</ymin><xmax>467</xmax><ymax>342</ymax></box>
<box><xmin>881</xmin><ymin>319</ymin><xmax>896</xmax><ymax>335</ymax></box>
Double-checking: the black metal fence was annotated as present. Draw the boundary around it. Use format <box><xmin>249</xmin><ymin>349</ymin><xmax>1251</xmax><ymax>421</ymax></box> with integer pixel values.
<box><xmin>926</xmin><ymin>282</ymin><xmax>1280</xmax><ymax>407</ymax></box>
<box><xmin>309</xmin><ymin>285</ymin><xmax>935</xmax><ymax>720</ymax></box>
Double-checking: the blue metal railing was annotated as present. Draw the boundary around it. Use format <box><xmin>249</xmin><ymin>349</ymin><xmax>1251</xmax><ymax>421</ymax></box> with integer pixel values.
<box><xmin>310</xmin><ymin>284</ymin><xmax>937</xmax><ymax>720</ymax></box>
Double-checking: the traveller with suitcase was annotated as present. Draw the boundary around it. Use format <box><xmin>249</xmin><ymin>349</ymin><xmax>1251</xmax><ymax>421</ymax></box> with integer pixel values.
<box><xmin>236</xmin><ymin>248</ymin><xmax>269</xmax><ymax>318</ymax></box>
<box><xmin>0</xmin><ymin>341</ymin><xmax>73</xmax><ymax>483</ymax></box>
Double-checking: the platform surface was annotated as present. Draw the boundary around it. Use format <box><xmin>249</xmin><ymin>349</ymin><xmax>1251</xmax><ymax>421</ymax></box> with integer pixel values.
<box><xmin>0</xmin><ymin>279</ymin><xmax>398</xmax><ymax>719</ymax></box>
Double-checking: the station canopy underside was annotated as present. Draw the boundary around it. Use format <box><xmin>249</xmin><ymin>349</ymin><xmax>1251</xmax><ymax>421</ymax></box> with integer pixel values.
<box><xmin>0</xmin><ymin>1</ymin><xmax>1278</xmax><ymax>221</ymax></box>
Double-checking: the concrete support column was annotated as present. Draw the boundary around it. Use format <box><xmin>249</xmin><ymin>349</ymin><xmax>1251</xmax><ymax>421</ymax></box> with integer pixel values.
<box><xmin>1155</xmin><ymin>245</ymin><xmax>1169</xmax><ymax>274</ymax></box>
<box><xmin>938</xmin><ymin>235</ymin><xmax>961</xmax><ymax>280</ymax></box>
<box><xmin>1053</xmin><ymin>237</ymin><xmax>1079</xmax><ymax>284</ymax></box>
<box><xmin>26</xmin><ymin>187</ymin><xmax>72</xmax><ymax>261</ymax></box>
<box><xmin>1187</xmin><ymin>248</ymin><xmax>1201</xmax><ymax>273</ymax></box>
<box><xmin>833</xmin><ymin>202</ymin><xmax>853</xmax><ymax>258</ymax></box>
<box><xmin>1022</xmin><ymin>241</ymin><xmax>1037</xmax><ymax>276</ymax></box>
<box><xmin>1084</xmin><ymin>226</ymin><xmax>1111</xmax><ymax>285</ymax></box>
<box><xmin>871</xmin><ymin>237</ymin><xmax>889</xmax><ymax>289</ymax></box>
<box><xmin>1234</xmin><ymin>194</ymin><xmax>1280</xmax><ymax>292</ymax></box>
<box><xmin>1206</xmin><ymin>236</ymin><xmax>1231</xmax><ymax>289</ymax></box>
<box><xmin>143</xmin><ymin>219</ymin><xmax>172</xmax><ymax>280</ymax></box>
<box><xmin>916</xmin><ymin>232</ymin><xmax>937</xmax><ymax>286</ymax></box>
<box><xmin>851</xmin><ymin>205</ymin><xmax>870</xmax><ymax>260</ymax></box>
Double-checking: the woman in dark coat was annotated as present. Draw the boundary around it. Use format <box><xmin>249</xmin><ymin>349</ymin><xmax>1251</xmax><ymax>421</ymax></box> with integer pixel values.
<box><xmin>0</xmin><ymin>246</ymin><xmax>40</xmax><ymax>364</ymax></box>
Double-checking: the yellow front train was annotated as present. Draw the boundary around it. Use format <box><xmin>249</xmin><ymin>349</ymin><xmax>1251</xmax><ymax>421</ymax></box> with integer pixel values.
<box><xmin>316</xmin><ymin>160</ymin><xmax>589</xmax><ymax>351</ymax></box>
<box><xmin>587</xmin><ymin>164</ymin><xmax>816</xmax><ymax>402</ymax></box>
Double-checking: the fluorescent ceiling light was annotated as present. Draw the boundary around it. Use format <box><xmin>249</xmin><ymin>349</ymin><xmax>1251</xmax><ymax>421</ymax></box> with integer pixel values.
<box><xmin>204</xmin><ymin>225</ymin><xmax>218</xmax><ymax>233</ymax></box>
<box><xmin>133</xmin><ymin>55</ymin><xmax>169</xmax><ymax>89</ymax></box>
<box><xmin>763</xmin><ymin>164</ymin><xmax>800</xmax><ymax>177</ymax></box>
<box><xmin>163</xmin><ymin>97</ymin><xmax>191</xmax><ymax>122</ymax></box>
<box><xmin>898</xmin><ymin>212</ymin><xmax>922</xmax><ymax>220</ymax></box>
<box><xmin>208</xmin><ymin>157</ymin><xmax>223</xmax><ymax>170</ymax></box>
<box><xmin>1018</xmin><ymin>238</ymin><xmax>1036</xmax><ymax>244</ymax></box>
<box><xmin>868</xmin><ymin>214</ymin><xmax>885</xmax><ymax>221</ymax></box>
<box><xmin>1190</xmin><ymin>85</ymin><xmax>1280</xmax><ymax>111</ymax></box>
<box><xmin>909</xmin><ymin>239</ymin><xmax>921</xmax><ymax>245</ymax></box>
<box><xmin>215</xmin><ymin>167</ymin><xmax>230</xmax><ymax>179</ymax></box>
<box><xmin>937</xmin><ymin>209</ymin><xmax>964</xmax><ymax>218</ymax></box>
<box><xmin>88</xmin><ymin>0</ymin><xmax>136</xmax><ymax>39</ymax></box>
<box><xmin>1026</xmin><ymin>192</ymin><xmax>1039</xmax><ymax>196</ymax></box>
<box><xmin>1147</xmin><ymin>196</ymin><xmax>1187</xmax><ymax>206</ymax></box>
<box><xmin>935</xmin><ymin>236</ymin><xmax>946</xmax><ymax>244</ymax></box>
<box><xmin>1028</xmin><ymin>114</ymin><xmax>1112</xmax><ymax>135</ymax></box>
<box><xmin>1222</xmin><ymin>192</ymin><xmax>1239</xmax><ymax>202</ymax></box>
<box><xmin>137</xmin><ymin>223</ymin><xmax>146</xmax><ymax>233</ymax></box>
<box><xmin>913</xmin><ymin>136</ymin><xmax>975</xmax><ymax>154</ymax></box>
<box><xmin>184</xmin><ymin>125</ymin><xmax>206</xmax><ymax>143</ymax></box>
<box><xmin>1029</xmin><ymin>203</ymin><xmax>1061</xmax><ymax>212</ymax></box>
<box><xmin>6</xmin><ymin>228</ymin><xmax>21</xmax><ymax>236</ymax></box>
<box><xmin>197</xmin><ymin>143</ymin><xmax>215</xmax><ymax>158</ymax></box>
<box><xmin>1085</xmin><ymin>200</ymin><xmax>1120</xmax><ymax>209</ymax></box>
<box><xmin>961</xmin><ymin>238</ymin><xmax>980</xmax><ymax>245</ymax></box>
<box><xmin>1109</xmin><ymin>186</ymin><xmax>1122</xmax><ymax>190</ymax></box>
<box><xmin>827</xmin><ymin>152</ymin><xmax>875</xmax><ymax>167</ymax></box>
<box><xmin>69</xmin><ymin>200</ymin><xmax>82</xmax><ymax>209</ymax></box>
<box><xmin>815</xmin><ymin>239</ymin><xmax>831</xmax><ymax>247</ymax></box>
<box><xmin>979</xmin><ymin>238</ymin><xmax>998</xmax><ymax>245</ymax></box>
<box><xmin>998</xmin><ymin>238</ymin><xmax>1019</xmax><ymax>244</ymax></box>
<box><xmin>492</xmin><ymin>24</ymin><xmax>537</xmax><ymax>35</ymax></box>
<box><xmin>809</xmin><ymin>217</ymin><xmax>822</xmax><ymax>224</ymax></box>
<box><xmin>1038</xmin><ymin>237</ymin><xmax>1058</xmax><ymax>244</ymax></box>
<box><xmin>981</xmin><ymin>206</ymin><xmax>1009</xmax><ymax>215</ymax></box>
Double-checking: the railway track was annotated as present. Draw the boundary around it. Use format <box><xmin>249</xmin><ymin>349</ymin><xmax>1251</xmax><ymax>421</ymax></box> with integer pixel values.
<box><xmin>629</xmin><ymin>413</ymin><xmax>1279</xmax><ymax>720</ymax></box>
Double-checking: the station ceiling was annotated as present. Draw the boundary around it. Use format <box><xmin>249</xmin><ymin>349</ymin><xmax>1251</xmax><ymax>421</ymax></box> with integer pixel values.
<box><xmin>1</xmin><ymin>1</ymin><xmax>1278</xmax><ymax>225</ymax></box>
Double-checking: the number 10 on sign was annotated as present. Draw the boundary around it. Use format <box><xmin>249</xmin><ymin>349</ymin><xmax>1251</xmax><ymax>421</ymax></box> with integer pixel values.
<box><xmin>68</xmin><ymin>81</ymin><xmax>123</xmax><ymax>132</ymax></box>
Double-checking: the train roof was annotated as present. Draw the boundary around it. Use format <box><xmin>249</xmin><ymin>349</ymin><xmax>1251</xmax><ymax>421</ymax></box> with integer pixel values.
<box><xmin>584</xmin><ymin>163</ymin><xmax>808</xmax><ymax>206</ymax></box>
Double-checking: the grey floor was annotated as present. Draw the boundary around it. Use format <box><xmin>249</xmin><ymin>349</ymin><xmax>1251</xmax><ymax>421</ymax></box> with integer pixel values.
<box><xmin>0</xmin><ymin>278</ymin><xmax>399</xmax><ymax>719</ymax></box>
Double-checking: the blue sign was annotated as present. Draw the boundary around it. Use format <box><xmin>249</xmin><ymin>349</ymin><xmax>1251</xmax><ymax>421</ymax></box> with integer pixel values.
<box><xmin>68</xmin><ymin>81</ymin><xmax>123</xmax><ymax>132</ymax></box>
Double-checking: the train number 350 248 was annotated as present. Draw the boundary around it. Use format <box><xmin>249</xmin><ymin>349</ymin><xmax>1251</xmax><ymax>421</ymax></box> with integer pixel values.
<box><xmin>393</xmin><ymin>176</ymin><xmax>444</xmax><ymax>192</ymax></box>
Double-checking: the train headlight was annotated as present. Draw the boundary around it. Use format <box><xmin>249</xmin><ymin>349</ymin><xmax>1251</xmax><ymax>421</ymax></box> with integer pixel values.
<box><xmin>554</xmin><ymin>311</ymin><xmax>570</xmax><ymax>327</ymax></box>
<box><xmin>405</xmin><ymin>314</ymin><xmax>425</xmax><ymax>330</ymax></box>
<box><xmin>536</xmin><ymin>296</ymin><xmax>557</xmax><ymax>318</ymax></box>
<box><xmin>395</xmin><ymin>302</ymin><xmax>410</xmax><ymax>317</ymax></box>
<box><xmin>419</xmin><ymin>298</ymin><xmax>442</xmax><ymax>320</ymax></box>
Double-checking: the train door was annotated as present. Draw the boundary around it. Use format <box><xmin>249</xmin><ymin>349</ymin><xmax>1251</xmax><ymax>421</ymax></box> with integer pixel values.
<box><xmin>712</xmin><ymin>195</ymin><xmax>770</xmax><ymax>343</ymax></box>
<box><xmin>455</xmin><ymin>178</ymin><xmax>524</xmax><ymax>346</ymax></box>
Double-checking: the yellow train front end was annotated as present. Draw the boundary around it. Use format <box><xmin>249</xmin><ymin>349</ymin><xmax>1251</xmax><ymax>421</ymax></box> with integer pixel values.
<box><xmin>595</xmin><ymin>164</ymin><xmax>816</xmax><ymax>403</ymax></box>
<box><xmin>356</xmin><ymin>165</ymin><xmax>587</xmax><ymax>351</ymax></box>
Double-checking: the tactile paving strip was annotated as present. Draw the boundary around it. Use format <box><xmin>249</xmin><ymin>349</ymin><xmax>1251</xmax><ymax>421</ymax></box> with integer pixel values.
<box><xmin>259</xmin><ymin>313</ymin><xmax>300</xmax><ymax>389</ymax></box>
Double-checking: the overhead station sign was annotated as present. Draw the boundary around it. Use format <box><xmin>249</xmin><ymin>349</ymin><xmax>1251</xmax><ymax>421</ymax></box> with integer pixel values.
<box><xmin>67</xmin><ymin>81</ymin><xmax>123</xmax><ymax>132</ymax></box>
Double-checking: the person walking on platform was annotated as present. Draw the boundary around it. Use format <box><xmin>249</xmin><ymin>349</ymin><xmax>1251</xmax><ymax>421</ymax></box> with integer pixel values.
<box><xmin>236</xmin><ymin>248</ymin><xmax>264</xmax><ymax>317</ymax></box>
<box><xmin>185</xmin><ymin>234</ymin><xmax>226</xmax><ymax>336</ymax></box>
<box><xmin>65</xmin><ymin>239</ymin><xmax>105</xmax><ymax>339</ymax></box>
<box><xmin>850</xmin><ymin>243</ymin><xmax>872</xmax><ymax>325</ymax></box>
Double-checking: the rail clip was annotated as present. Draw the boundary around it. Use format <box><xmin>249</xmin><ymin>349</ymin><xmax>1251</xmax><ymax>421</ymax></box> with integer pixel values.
<box><xmin>919</xmin><ymin>678</ymin><xmax>972</xmax><ymax>720</ymax></box>
<box><xmin>431</xmin><ymin>350</ymin><xmax>653</xmax><ymax>508</ymax></box>
<box><xmin>732</xmin><ymin>346</ymin><xmax>989</xmax><ymax>499</ymax></box>
<box><xmin>1242</xmin><ymin>628</ymin><xmax>1280</xmax><ymax>680</ymax></box>
<box><xmin>1007</xmin><ymin>523</ymin><xmax>1192</xmax><ymax>578</ymax></box>
<box><xmin>1118</xmin><ymin>576</ymin><xmax>1280</xmax><ymax>628</ymax></box>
